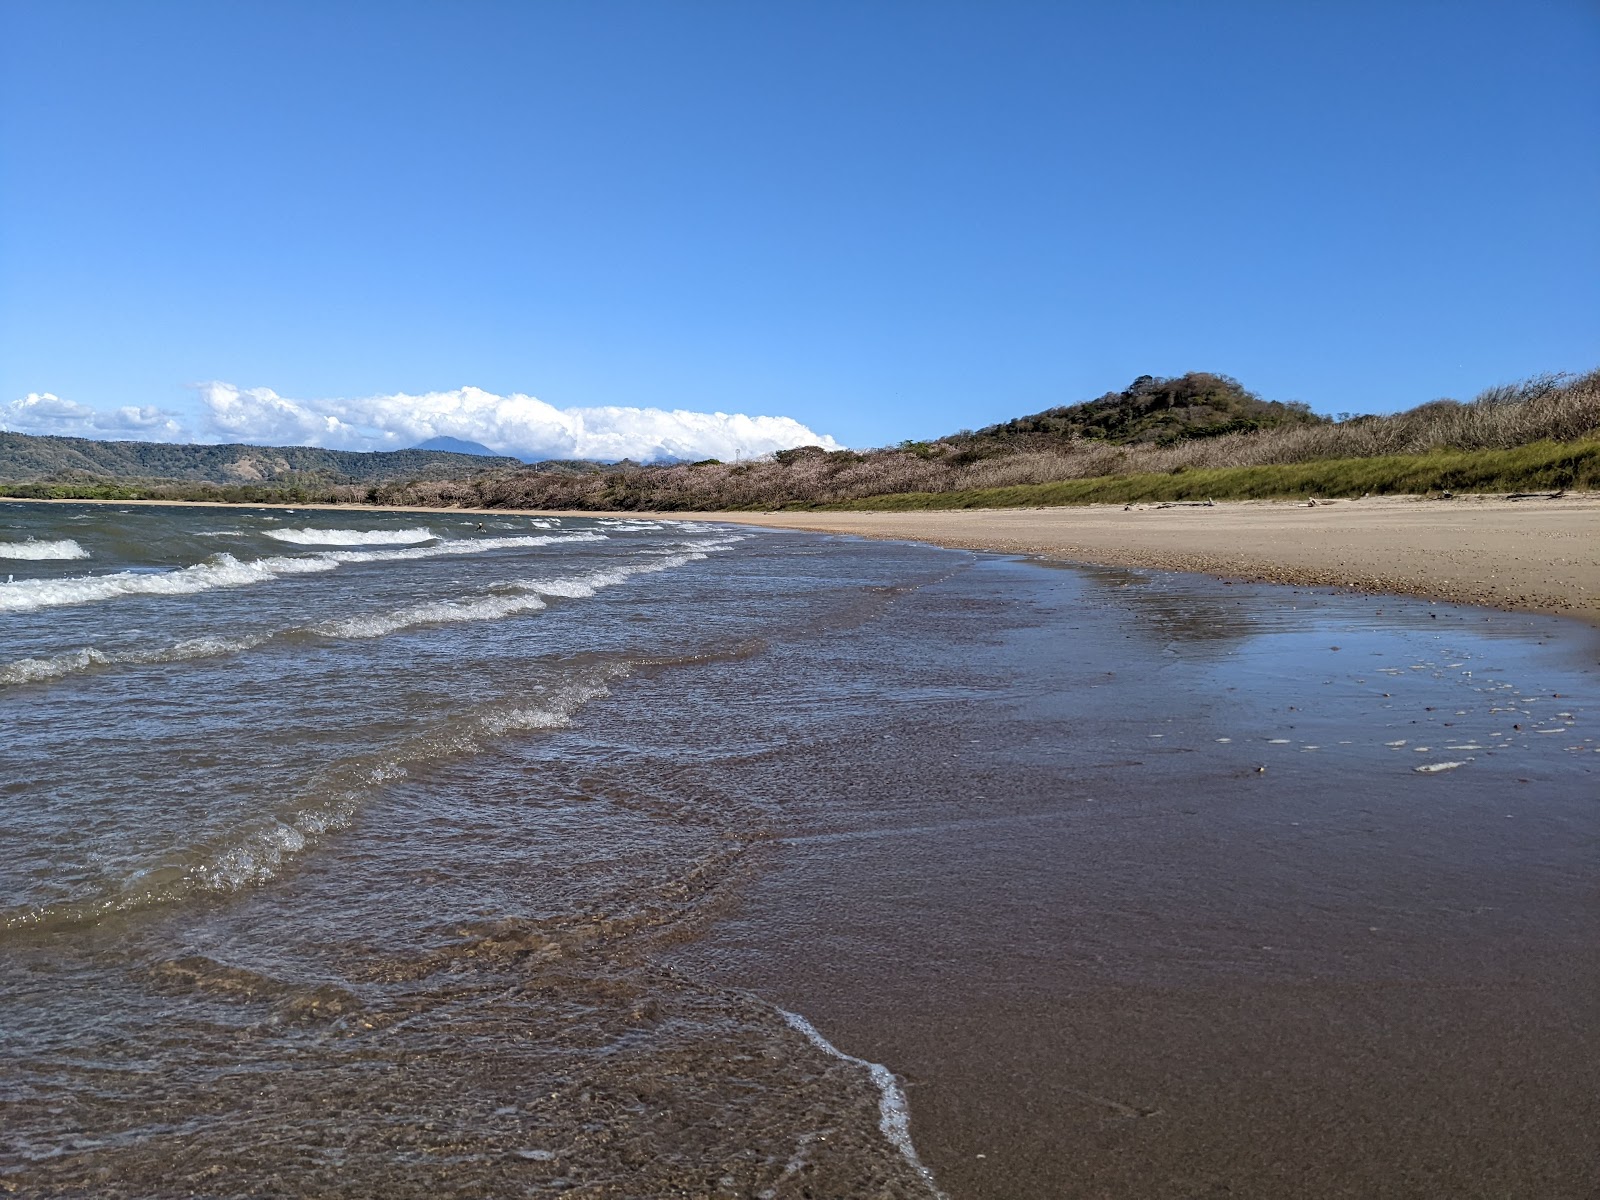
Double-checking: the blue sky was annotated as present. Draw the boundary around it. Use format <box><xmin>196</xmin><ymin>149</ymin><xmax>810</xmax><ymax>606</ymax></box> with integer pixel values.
<box><xmin>2</xmin><ymin>0</ymin><xmax>1596</xmax><ymax>457</ymax></box>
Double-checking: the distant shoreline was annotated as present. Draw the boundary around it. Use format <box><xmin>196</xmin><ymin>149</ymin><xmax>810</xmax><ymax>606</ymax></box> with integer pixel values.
<box><xmin>7</xmin><ymin>492</ymin><xmax>1598</xmax><ymax>629</ymax></box>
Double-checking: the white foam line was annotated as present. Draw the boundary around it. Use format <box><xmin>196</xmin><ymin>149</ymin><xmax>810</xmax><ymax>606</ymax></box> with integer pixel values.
<box><xmin>776</xmin><ymin>1008</ymin><xmax>946</xmax><ymax>1199</ymax></box>
<box><xmin>0</xmin><ymin>635</ymin><xmax>266</xmax><ymax>686</ymax></box>
<box><xmin>312</xmin><ymin>545</ymin><xmax>724</xmax><ymax>639</ymax></box>
<box><xmin>2</xmin><ymin>669</ymin><xmax>627</xmax><ymax>931</ymax></box>
<box><xmin>315</xmin><ymin>592</ymin><xmax>549</xmax><ymax>639</ymax></box>
<box><xmin>0</xmin><ymin>536</ymin><xmax>741</xmax><ymax>685</ymax></box>
<box><xmin>264</xmin><ymin>526</ymin><xmax>437</xmax><ymax>546</ymax></box>
<box><xmin>0</xmin><ymin>538</ymin><xmax>89</xmax><ymax>560</ymax></box>
<box><xmin>0</xmin><ymin>533</ymin><xmax>606</xmax><ymax>615</ymax></box>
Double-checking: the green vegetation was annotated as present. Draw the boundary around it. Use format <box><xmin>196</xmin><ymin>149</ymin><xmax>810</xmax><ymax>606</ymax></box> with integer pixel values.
<box><xmin>957</xmin><ymin>372</ymin><xmax>1325</xmax><ymax>447</ymax></box>
<box><xmin>0</xmin><ymin>431</ymin><xmax>521</xmax><ymax>486</ymax></box>
<box><xmin>1</xmin><ymin>482</ymin><xmax>150</xmax><ymax>501</ymax></box>
<box><xmin>3</xmin><ymin>369</ymin><xmax>1595</xmax><ymax>511</ymax></box>
<box><xmin>814</xmin><ymin>441</ymin><xmax>1600</xmax><ymax>511</ymax></box>
<box><xmin>0</xmin><ymin>480</ymin><xmax>355</xmax><ymax>504</ymax></box>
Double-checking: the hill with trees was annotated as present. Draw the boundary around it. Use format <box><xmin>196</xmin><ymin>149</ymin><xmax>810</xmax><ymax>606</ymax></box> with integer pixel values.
<box><xmin>0</xmin><ymin>431</ymin><xmax>523</xmax><ymax>488</ymax></box>
<box><xmin>4</xmin><ymin>369</ymin><xmax>1596</xmax><ymax>508</ymax></box>
<box><xmin>956</xmin><ymin>372</ymin><xmax>1326</xmax><ymax>446</ymax></box>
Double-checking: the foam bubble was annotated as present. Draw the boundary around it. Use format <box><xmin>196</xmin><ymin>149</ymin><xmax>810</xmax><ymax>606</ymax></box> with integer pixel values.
<box><xmin>0</xmin><ymin>538</ymin><xmax>89</xmax><ymax>560</ymax></box>
<box><xmin>264</xmin><ymin>527</ymin><xmax>437</xmax><ymax>546</ymax></box>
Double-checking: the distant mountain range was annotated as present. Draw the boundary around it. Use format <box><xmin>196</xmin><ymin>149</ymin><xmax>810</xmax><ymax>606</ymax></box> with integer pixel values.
<box><xmin>0</xmin><ymin>430</ymin><xmax>524</xmax><ymax>485</ymax></box>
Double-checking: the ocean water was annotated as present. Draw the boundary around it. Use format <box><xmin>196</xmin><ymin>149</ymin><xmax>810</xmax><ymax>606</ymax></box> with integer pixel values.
<box><xmin>1</xmin><ymin>502</ymin><xmax>957</xmax><ymax>1197</ymax></box>
<box><xmin>1</xmin><ymin>501</ymin><xmax>1596</xmax><ymax>1198</ymax></box>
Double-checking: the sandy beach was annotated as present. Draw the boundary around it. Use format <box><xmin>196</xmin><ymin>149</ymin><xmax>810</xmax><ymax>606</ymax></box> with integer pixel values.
<box><xmin>691</xmin><ymin>493</ymin><xmax>1600</xmax><ymax>627</ymax></box>
<box><xmin>4</xmin><ymin>499</ymin><xmax>1598</xmax><ymax>1197</ymax></box>
<box><xmin>668</xmin><ymin>554</ymin><xmax>1600</xmax><ymax>1199</ymax></box>
<box><xmin>14</xmin><ymin>491</ymin><xmax>1600</xmax><ymax>625</ymax></box>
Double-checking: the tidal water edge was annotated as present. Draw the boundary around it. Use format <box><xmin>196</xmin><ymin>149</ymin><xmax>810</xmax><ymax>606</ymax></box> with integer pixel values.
<box><xmin>1</xmin><ymin>502</ymin><xmax>1595</xmax><ymax>1198</ymax></box>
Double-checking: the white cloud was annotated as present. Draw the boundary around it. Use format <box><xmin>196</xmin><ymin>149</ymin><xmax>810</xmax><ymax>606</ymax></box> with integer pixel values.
<box><xmin>194</xmin><ymin>383</ymin><xmax>841</xmax><ymax>461</ymax></box>
<box><xmin>2</xmin><ymin>385</ymin><xmax>843</xmax><ymax>462</ymax></box>
<box><xmin>0</xmin><ymin>393</ymin><xmax>188</xmax><ymax>441</ymax></box>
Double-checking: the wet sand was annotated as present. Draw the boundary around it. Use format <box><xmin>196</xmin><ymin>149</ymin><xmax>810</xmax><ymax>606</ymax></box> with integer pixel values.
<box><xmin>4</xmin><ymin>501</ymin><xmax>1597</xmax><ymax>1196</ymax></box>
<box><xmin>669</xmin><ymin>556</ymin><xmax>1600</xmax><ymax>1198</ymax></box>
<box><xmin>695</xmin><ymin>494</ymin><xmax>1600</xmax><ymax>626</ymax></box>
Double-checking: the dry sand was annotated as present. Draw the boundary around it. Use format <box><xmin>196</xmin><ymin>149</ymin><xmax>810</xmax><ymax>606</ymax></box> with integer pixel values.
<box><xmin>693</xmin><ymin>493</ymin><xmax>1600</xmax><ymax>626</ymax></box>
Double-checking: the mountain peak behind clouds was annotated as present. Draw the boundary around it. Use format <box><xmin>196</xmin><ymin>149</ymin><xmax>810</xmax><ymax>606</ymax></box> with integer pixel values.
<box><xmin>413</xmin><ymin>435</ymin><xmax>502</xmax><ymax>457</ymax></box>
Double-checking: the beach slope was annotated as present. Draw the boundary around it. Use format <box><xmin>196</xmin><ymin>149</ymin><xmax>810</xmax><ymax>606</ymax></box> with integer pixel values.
<box><xmin>698</xmin><ymin>494</ymin><xmax>1600</xmax><ymax>626</ymax></box>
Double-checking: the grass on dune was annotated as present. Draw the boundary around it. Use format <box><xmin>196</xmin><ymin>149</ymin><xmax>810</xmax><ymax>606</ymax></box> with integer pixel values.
<box><xmin>809</xmin><ymin>441</ymin><xmax>1600</xmax><ymax>511</ymax></box>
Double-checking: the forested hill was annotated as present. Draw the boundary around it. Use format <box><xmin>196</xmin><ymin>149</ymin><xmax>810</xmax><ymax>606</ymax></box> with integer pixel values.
<box><xmin>6</xmin><ymin>369</ymin><xmax>1593</xmax><ymax>510</ymax></box>
<box><xmin>0</xmin><ymin>430</ymin><xmax>523</xmax><ymax>485</ymax></box>
<box><xmin>955</xmin><ymin>372</ymin><xmax>1326</xmax><ymax>446</ymax></box>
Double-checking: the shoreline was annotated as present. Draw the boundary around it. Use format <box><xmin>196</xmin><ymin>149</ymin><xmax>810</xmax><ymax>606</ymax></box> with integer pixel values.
<box><xmin>670</xmin><ymin>553</ymin><xmax>1600</xmax><ymax>1198</ymax></box>
<box><xmin>7</xmin><ymin>495</ymin><xmax>1598</xmax><ymax>1196</ymax></box>
<box><xmin>690</xmin><ymin>495</ymin><xmax>1600</xmax><ymax>629</ymax></box>
<box><xmin>6</xmin><ymin>492</ymin><xmax>1598</xmax><ymax>627</ymax></box>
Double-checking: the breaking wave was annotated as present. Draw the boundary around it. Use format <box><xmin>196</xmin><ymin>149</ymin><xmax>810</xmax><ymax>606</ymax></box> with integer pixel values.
<box><xmin>315</xmin><ymin>592</ymin><xmax>551</xmax><ymax>640</ymax></box>
<box><xmin>0</xmin><ymin>533</ymin><xmax>607</xmax><ymax>616</ymax></box>
<box><xmin>264</xmin><ymin>527</ymin><xmax>437</xmax><ymax>546</ymax></box>
<box><xmin>0</xmin><ymin>667</ymin><xmax>628</xmax><ymax>934</ymax></box>
<box><xmin>0</xmin><ymin>538</ymin><xmax>90</xmax><ymax>560</ymax></box>
<box><xmin>312</xmin><ymin>539</ymin><xmax>739</xmax><ymax>640</ymax></box>
<box><xmin>0</xmin><ymin>536</ymin><xmax>741</xmax><ymax>686</ymax></box>
<box><xmin>0</xmin><ymin>636</ymin><xmax>267</xmax><ymax>687</ymax></box>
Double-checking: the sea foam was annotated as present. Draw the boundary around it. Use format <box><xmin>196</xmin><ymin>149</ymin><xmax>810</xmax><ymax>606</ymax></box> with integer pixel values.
<box><xmin>777</xmin><ymin>1007</ymin><xmax>946</xmax><ymax>1199</ymax></box>
<box><xmin>0</xmin><ymin>538</ymin><xmax>90</xmax><ymax>560</ymax></box>
<box><xmin>311</xmin><ymin>542</ymin><xmax>727</xmax><ymax>640</ymax></box>
<box><xmin>264</xmin><ymin>527</ymin><xmax>437</xmax><ymax>546</ymax></box>
<box><xmin>0</xmin><ymin>533</ymin><xmax>607</xmax><ymax>615</ymax></box>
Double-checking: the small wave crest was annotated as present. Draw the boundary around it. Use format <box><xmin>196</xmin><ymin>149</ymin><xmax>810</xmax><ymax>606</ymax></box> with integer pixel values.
<box><xmin>0</xmin><ymin>538</ymin><xmax>90</xmax><ymax>560</ymax></box>
<box><xmin>0</xmin><ymin>635</ymin><xmax>266</xmax><ymax>686</ymax></box>
<box><xmin>0</xmin><ymin>533</ymin><xmax>608</xmax><ymax>615</ymax></box>
<box><xmin>264</xmin><ymin>527</ymin><xmax>437</xmax><ymax>546</ymax></box>
<box><xmin>0</xmin><ymin>552</ymin><xmax>338</xmax><ymax>615</ymax></box>
<box><xmin>310</xmin><ymin>538</ymin><xmax>738</xmax><ymax>640</ymax></box>
<box><xmin>1</xmin><ymin>665</ymin><xmax>629</xmax><ymax>935</ymax></box>
<box><xmin>315</xmin><ymin>592</ymin><xmax>550</xmax><ymax>640</ymax></box>
<box><xmin>0</xmin><ymin>535</ymin><xmax>715</xmax><ymax>688</ymax></box>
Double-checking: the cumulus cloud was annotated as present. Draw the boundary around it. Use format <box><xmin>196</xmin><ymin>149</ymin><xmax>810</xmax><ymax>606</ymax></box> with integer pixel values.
<box><xmin>2</xmin><ymin>385</ymin><xmax>843</xmax><ymax>462</ymax></box>
<box><xmin>0</xmin><ymin>393</ymin><xmax>188</xmax><ymax>441</ymax></box>
<box><xmin>195</xmin><ymin>383</ymin><xmax>842</xmax><ymax>461</ymax></box>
